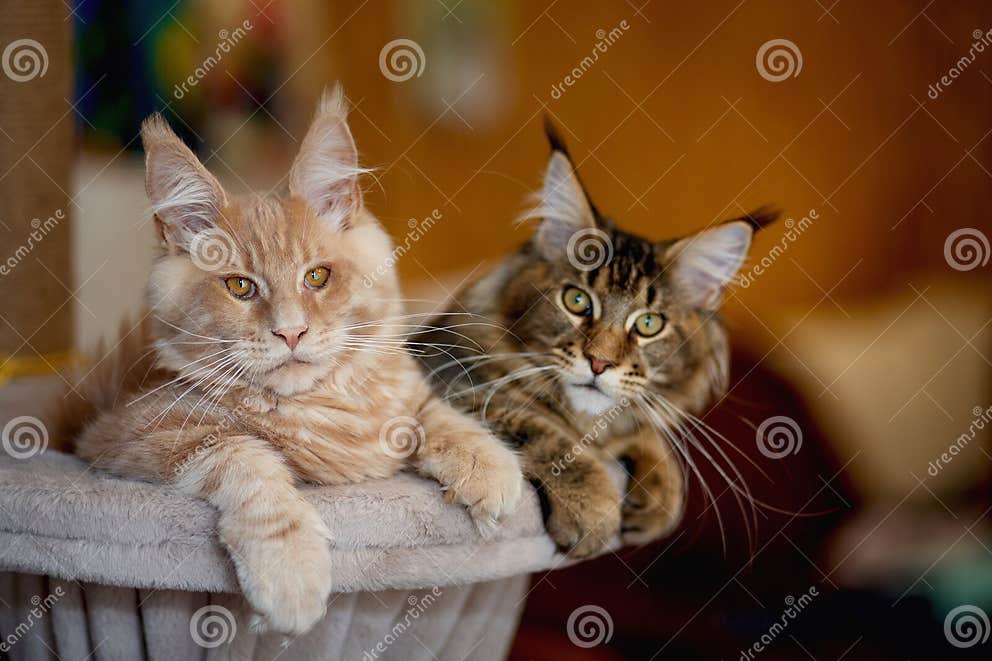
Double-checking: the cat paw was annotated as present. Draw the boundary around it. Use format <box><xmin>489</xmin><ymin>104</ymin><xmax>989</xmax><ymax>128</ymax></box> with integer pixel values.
<box><xmin>221</xmin><ymin>509</ymin><xmax>332</xmax><ymax>636</ymax></box>
<box><xmin>443</xmin><ymin>442</ymin><xmax>523</xmax><ymax>532</ymax></box>
<box><xmin>620</xmin><ymin>491</ymin><xmax>683</xmax><ymax>546</ymax></box>
<box><xmin>620</xmin><ymin>452</ymin><xmax>685</xmax><ymax>546</ymax></box>
<box><xmin>543</xmin><ymin>463</ymin><xmax>622</xmax><ymax>558</ymax></box>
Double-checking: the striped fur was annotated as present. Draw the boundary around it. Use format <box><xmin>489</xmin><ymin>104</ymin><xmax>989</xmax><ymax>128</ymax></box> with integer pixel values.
<box><xmin>419</xmin><ymin>126</ymin><xmax>772</xmax><ymax>557</ymax></box>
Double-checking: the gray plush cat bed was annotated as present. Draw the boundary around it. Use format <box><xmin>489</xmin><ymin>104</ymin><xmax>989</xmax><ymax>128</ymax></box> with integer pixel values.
<box><xmin>0</xmin><ymin>377</ymin><xmax>614</xmax><ymax>660</ymax></box>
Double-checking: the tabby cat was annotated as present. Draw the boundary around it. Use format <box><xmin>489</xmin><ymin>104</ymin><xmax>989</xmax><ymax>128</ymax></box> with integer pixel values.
<box><xmin>64</xmin><ymin>86</ymin><xmax>523</xmax><ymax>635</ymax></box>
<box><xmin>419</xmin><ymin>123</ymin><xmax>774</xmax><ymax>557</ymax></box>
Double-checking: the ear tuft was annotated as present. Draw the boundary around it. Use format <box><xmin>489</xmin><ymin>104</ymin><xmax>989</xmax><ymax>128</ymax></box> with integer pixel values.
<box><xmin>543</xmin><ymin>115</ymin><xmax>573</xmax><ymax>160</ymax></box>
<box><xmin>666</xmin><ymin>221</ymin><xmax>753</xmax><ymax>310</ymax></box>
<box><xmin>289</xmin><ymin>84</ymin><xmax>367</xmax><ymax>230</ymax></box>
<box><xmin>318</xmin><ymin>82</ymin><xmax>347</xmax><ymax>117</ymax></box>
<box><xmin>737</xmin><ymin>205</ymin><xmax>780</xmax><ymax>232</ymax></box>
<box><xmin>141</xmin><ymin>113</ymin><xmax>226</xmax><ymax>248</ymax></box>
<box><xmin>522</xmin><ymin>136</ymin><xmax>600</xmax><ymax>261</ymax></box>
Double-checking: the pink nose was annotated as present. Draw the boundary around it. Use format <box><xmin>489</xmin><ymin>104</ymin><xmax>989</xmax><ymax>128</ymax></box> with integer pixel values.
<box><xmin>586</xmin><ymin>354</ymin><xmax>615</xmax><ymax>375</ymax></box>
<box><xmin>273</xmin><ymin>326</ymin><xmax>307</xmax><ymax>351</ymax></box>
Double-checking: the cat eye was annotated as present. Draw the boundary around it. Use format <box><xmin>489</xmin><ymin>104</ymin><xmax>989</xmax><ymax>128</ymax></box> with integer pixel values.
<box><xmin>633</xmin><ymin>312</ymin><xmax>666</xmax><ymax>338</ymax></box>
<box><xmin>225</xmin><ymin>276</ymin><xmax>256</xmax><ymax>300</ymax></box>
<box><xmin>562</xmin><ymin>286</ymin><xmax>592</xmax><ymax>316</ymax></box>
<box><xmin>304</xmin><ymin>266</ymin><xmax>331</xmax><ymax>290</ymax></box>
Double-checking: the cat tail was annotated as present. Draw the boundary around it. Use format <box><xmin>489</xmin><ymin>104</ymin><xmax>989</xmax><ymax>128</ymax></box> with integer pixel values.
<box><xmin>49</xmin><ymin>314</ymin><xmax>157</xmax><ymax>453</ymax></box>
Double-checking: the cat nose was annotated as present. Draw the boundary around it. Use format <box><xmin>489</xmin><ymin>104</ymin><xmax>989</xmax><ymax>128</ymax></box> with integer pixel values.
<box><xmin>585</xmin><ymin>353</ymin><xmax>615</xmax><ymax>375</ymax></box>
<box><xmin>273</xmin><ymin>326</ymin><xmax>308</xmax><ymax>350</ymax></box>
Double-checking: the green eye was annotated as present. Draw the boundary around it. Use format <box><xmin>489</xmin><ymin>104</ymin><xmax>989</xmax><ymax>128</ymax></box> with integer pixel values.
<box><xmin>562</xmin><ymin>286</ymin><xmax>592</xmax><ymax>316</ymax></box>
<box><xmin>225</xmin><ymin>276</ymin><xmax>256</xmax><ymax>299</ymax></box>
<box><xmin>634</xmin><ymin>312</ymin><xmax>665</xmax><ymax>337</ymax></box>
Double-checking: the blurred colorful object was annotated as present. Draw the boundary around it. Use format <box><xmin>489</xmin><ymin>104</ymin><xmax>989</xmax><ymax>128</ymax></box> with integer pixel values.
<box><xmin>73</xmin><ymin>0</ymin><xmax>282</xmax><ymax>150</ymax></box>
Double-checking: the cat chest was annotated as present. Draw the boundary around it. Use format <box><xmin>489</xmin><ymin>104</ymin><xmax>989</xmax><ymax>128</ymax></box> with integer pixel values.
<box><xmin>252</xmin><ymin>402</ymin><xmax>407</xmax><ymax>484</ymax></box>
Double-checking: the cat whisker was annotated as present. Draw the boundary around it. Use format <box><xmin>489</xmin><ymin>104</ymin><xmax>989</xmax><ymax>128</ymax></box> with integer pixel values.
<box><xmin>146</xmin><ymin>351</ymin><xmax>246</xmax><ymax>430</ymax></box>
<box><xmin>634</xmin><ymin>396</ymin><xmax>728</xmax><ymax>554</ymax></box>
<box><xmin>481</xmin><ymin>365</ymin><xmax>557</xmax><ymax>420</ymax></box>
<box><xmin>178</xmin><ymin>357</ymin><xmax>248</xmax><ymax>436</ymax></box>
<box><xmin>196</xmin><ymin>363</ymin><xmax>249</xmax><ymax>426</ymax></box>
<box><xmin>337</xmin><ymin>338</ymin><xmax>426</xmax><ymax>353</ymax></box>
<box><xmin>205</xmin><ymin>360</ymin><xmax>252</xmax><ymax>420</ymax></box>
<box><xmin>195</xmin><ymin>357</ymin><xmax>257</xmax><ymax>427</ymax></box>
<box><xmin>128</xmin><ymin>347</ymin><xmax>242</xmax><ymax>407</ymax></box>
<box><xmin>657</xmin><ymin>397</ymin><xmax>773</xmax><ymax>483</ymax></box>
<box><xmin>349</xmin><ymin>338</ymin><xmax>480</xmax><ymax>356</ymax></box>
<box><xmin>345</xmin><ymin>321</ymin><xmax>489</xmax><ymax>354</ymax></box>
<box><xmin>486</xmin><ymin>370</ymin><xmax>563</xmax><ymax>424</ymax></box>
<box><xmin>343</xmin><ymin>312</ymin><xmax>528</xmax><ymax>347</ymax></box>
<box><xmin>160</xmin><ymin>339</ymin><xmax>240</xmax><ymax>346</ymax></box>
<box><xmin>427</xmin><ymin>351</ymin><xmax>550</xmax><ymax>384</ymax></box>
<box><xmin>338</xmin><ymin>345</ymin><xmax>416</xmax><ymax>358</ymax></box>
<box><xmin>646</xmin><ymin>392</ymin><xmax>756</xmax><ymax>558</ymax></box>
<box><xmin>153</xmin><ymin>316</ymin><xmax>240</xmax><ymax>343</ymax></box>
<box><xmin>449</xmin><ymin>363</ymin><xmax>552</xmax><ymax>403</ymax></box>
<box><xmin>482</xmin><ymin>366</ymin><xmax>553</xmax><ymax>420</ymax></box>
<box><xmin>442</xmin><ymin>352</ymin><xmax>560</xmax><ymax>398</ymax></box>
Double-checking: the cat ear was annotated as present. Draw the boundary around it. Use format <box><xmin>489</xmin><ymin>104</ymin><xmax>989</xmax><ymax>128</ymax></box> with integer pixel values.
<box><xmin>289</xmin><ymin>84</ymin><xmax>365</xmax><ymax>230</ymax></box>
<box><xmin>141</xmin><ymin>114</ymin><xmax>227</xmax><ymax>250</ymax></box>
<box><xmin>666</xmin><ymin>221</ymin><xmax>753</xmax><ymax>310</ymax></box>
<box><xmin>532</xmin><ymin>150</ymin><xmax>599</xmax><ymax>260</ymax></box>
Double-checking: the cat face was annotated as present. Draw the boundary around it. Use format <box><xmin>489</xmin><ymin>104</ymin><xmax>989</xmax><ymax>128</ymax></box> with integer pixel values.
<box><xmin>141</xmin><ymin>86</ymin><xmax>400</xmax><ymax>398</ymax></box>
<box><xmin>496</xmin><ymin>133</ymin><xmax>770</xmax><ymax>417</ymax></box>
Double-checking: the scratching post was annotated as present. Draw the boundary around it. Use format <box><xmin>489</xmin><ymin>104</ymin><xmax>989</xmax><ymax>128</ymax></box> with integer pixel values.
<box><xmin>0</xmin><ymin>0</ymin><xmax>74</xmax><ymax>375</ymax></box>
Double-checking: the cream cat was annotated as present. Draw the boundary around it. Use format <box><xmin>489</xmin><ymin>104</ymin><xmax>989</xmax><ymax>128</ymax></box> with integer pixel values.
<box><xmin>64</xmin><ymin>86</ymin><xmax>523</xmax><ymax>636</ymax></box>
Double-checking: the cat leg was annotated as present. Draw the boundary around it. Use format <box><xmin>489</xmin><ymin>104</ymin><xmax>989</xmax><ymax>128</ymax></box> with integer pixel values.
<box><xmin>172</xmin><ymin>433</ymin><xmax>332</xmax><ymax>635</ymax></box>
<box><xmin>413</xmin><ymin>397</ymin><xmax>524</xmax><ymax>531</ymax></box>
<box><xmin>606</xmin><ymin>431</ymin><xmax>685</xmax><ymax>545</ymax></box>
<box><xmin>524</xmin><ymin>431</ymin><xmax>623</xmax><ymax>558</ymax></box>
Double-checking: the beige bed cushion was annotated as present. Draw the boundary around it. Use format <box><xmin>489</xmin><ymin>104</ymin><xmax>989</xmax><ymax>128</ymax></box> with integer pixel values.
<box><xmin>0</xmin><ymin>376</ymin><xmax>615</xmax><ymax>596</ymax></box>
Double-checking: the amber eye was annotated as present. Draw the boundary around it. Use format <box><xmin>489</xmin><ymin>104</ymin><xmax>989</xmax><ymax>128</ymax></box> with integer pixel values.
<box><xmin>634</xmin><ymin>312</ymin><xmax>666</xmax><ymax>338</ymax></box>
<box><xmin>305</xmin><ymin>266</ymin><xmax>331</xmax><ymax>289</ymax></box>
<box><xmin>562</xmin><ymin>286</ymin><xmax>592</xmax><ymax>316</ymax></box>
<box><xmin>224</xmin><ymin>276</ymin><xmax>256</xmax><ymax>299</ymax></box>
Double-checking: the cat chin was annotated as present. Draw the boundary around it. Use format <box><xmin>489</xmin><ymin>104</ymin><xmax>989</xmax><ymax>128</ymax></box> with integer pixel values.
<box><xmin>563</xmin><ymin>383</ymin><xmax>617</xmax><ymax>416</ymax></box>
<box><xmin>263</xmin><ymin>362</ymin><xmax>325</xmax><ymax>397</ymax></box>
